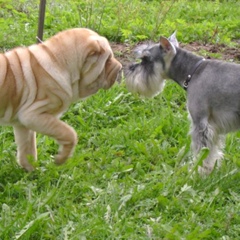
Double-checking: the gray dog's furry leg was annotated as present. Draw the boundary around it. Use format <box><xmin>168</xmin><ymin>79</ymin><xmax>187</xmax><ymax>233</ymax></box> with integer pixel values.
<box><xmin>190</xmin><ymin>120</ymin><xmax>224</xmax><ymax>174</ymax></box>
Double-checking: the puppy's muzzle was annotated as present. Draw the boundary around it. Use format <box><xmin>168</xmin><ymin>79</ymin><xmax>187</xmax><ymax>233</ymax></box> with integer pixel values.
<box><xmin>113</xmin><ymin>59</ymin><xmax>122</xmax><ymax>83</ymax></box>
<box><xmin>104</xmin><ymin>58</ymin><xmax>122</xmax><ymax>88</ymax></box>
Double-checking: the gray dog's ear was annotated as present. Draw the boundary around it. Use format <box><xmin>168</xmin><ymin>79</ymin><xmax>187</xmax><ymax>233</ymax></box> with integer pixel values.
<box><xmin>159</xmin><ymin>36</ymin><xmax>177</xmax><ymax>55</ymax></box>
<box><xmin>168</xmin><ymin>31</ymin><xmax>179</xmax><ymax>47</ymax></box>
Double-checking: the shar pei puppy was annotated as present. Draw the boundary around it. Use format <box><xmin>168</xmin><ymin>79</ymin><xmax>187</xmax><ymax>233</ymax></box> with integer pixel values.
<box><xmin>0</xmin><ymin>28</ymin><xmax>122</xmax><ymax>171</ymax></box>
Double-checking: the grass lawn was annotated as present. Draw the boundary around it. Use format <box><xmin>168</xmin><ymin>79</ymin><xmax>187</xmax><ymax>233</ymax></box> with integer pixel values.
<box><xmin>0</xmin><ymin>0</ymin><xmax>240</xmax><ymax>239</ymax></box>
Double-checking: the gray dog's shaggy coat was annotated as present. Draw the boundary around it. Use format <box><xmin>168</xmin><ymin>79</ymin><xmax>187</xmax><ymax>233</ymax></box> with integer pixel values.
<box><xmin>125</xmin><ymin>32</ymin><xmax>240</xmax><ymax>174</ymax></box>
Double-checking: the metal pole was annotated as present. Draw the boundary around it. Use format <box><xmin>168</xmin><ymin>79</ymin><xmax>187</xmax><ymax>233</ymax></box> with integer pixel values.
<box><xmin>37</xmin><ymin>0</ymin><xmax>46</xmax><ymax>43</ymax></box>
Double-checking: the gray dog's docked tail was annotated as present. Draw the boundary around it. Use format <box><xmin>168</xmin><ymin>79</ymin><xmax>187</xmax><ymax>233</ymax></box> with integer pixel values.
<box><xmin>125</xmin><ymin>32</ymin><xmax>240</xmax><ymax>175</ymax></box>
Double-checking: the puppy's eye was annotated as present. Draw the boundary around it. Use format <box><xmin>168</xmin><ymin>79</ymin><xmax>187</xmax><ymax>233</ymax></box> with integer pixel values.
<box><xmin>89</xmin><ymin>51</ymin><xmax>98</xmax><ymax>56</ymax></box>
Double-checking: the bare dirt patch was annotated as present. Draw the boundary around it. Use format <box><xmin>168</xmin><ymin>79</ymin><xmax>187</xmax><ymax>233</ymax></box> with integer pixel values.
<box><xmin>111</xmin><ymin>41</ymin><xmax>240</xmax><ymax>70</ymax></box>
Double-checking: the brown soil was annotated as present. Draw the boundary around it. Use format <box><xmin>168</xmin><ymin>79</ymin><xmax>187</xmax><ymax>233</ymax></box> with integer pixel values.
<box><xmin>111</xmin><ymin>41</ymin><xmax>240</xmax><ymax>70</ymax></box>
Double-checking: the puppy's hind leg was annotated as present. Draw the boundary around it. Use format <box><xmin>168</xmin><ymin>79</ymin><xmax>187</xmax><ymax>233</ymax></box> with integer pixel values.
<box><xmin>190</xmin><ymin>120</ymin><xmax>222</xmax><ymax>175</ymax></box>
<box><xmin>14</xmin><ymin>125</ymin><xmax>37</xmax><ymax>172</ymax></box>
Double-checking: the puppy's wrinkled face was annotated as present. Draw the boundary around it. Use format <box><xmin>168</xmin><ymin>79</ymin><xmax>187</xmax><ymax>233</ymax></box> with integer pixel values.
<box><xmin>103</xmin><ymin>54</ymin><xmax>122</xmax><ymax>89</ymax></box>
<box><xmin>78</xmin><ymin>35</ymin><xmax>122</xmax><ymax>98</ymax></box>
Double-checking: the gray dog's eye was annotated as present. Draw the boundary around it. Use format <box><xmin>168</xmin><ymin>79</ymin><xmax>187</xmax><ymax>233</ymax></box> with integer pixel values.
<box><xmin>142</xmin><ymin>50</ymin><xmax>151</xmax><ymax>57</ymax></box>
<box><xmin>141</xmin><ymin>54</ymin><xmax>152</xmax><ymax>63</ymax></box>
<box><xmin>141</xmin><ymin>55</ymin><xmax>149</xmax><ymax>61</ymax></box>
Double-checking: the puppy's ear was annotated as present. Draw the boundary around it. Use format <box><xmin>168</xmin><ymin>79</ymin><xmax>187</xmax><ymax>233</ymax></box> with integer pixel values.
<box><xmin>88</xmin><ymin>38</ymin><xmax>105</xmax><ymax>57</ymax></box>
<box><xmin>168</xmin><ymin>31</ymin><xmax>179</xmax><ymax>47</ymax></box>
<box><xmin>159</xmin><ymin>36</ymin><xmax>176</xmax><ymax>55</ymax></box>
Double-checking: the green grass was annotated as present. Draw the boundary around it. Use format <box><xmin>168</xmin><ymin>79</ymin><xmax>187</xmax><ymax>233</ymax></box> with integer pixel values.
<box><xmin>0</xmin><ymin>0</ymin><xmax>240</xmax><ymax>49</ymax></box>
<box><xmin>1</xmin><ymin>83</ymin><xmax>240</xmax><ymax>239</ymax></box>
<box><xmin>0</xmin><ymin>0</ymin><xmax>240</xmax><ymax>239</ymax></box>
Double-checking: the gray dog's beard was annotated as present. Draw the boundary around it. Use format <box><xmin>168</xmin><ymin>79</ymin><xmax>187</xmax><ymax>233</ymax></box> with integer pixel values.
<box><xmin>125</xmin><ymin>43</ymin><xmax>166</xmax><ymax>98</ymax></box>
<box><xmin>125</xmin><ymin>63</ymin><xmax>165</xmax><ymax>98</ymax></box>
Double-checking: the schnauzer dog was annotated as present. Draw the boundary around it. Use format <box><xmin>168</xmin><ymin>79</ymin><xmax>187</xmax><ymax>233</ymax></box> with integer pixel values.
<box><xmin>125</xmin><ymin>32</ymin><xmax>240</xmax><ymax>174</ymax></box>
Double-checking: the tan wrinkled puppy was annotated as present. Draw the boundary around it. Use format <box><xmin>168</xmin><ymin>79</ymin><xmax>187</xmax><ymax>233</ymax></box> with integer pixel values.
<box><xmin>0</xmin><ymin>28</ymin><xmax>122</xmax><ymax>171</ymax></box>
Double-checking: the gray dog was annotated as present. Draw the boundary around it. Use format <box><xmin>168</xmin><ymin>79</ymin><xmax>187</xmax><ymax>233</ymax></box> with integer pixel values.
<box><xmin>125</xmin><ymin>32</ymin><xmax>240</xmax><ymax>174</ymax></box>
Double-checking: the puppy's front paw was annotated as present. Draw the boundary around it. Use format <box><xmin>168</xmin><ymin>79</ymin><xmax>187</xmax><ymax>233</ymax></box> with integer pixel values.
<box><xmin>19</xmin><ymin>162</ymin><xmax>35</xmax><ymax>172</ymax></box>
<box><xmin>54</xmin><ymin>143</ymin><xmax>75</xmax><ymax>165</ymax></box>
<box><xmin>54</xmin><ymin>154</ymin><xmax>68</xmax><ymax>165</ymax></box>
